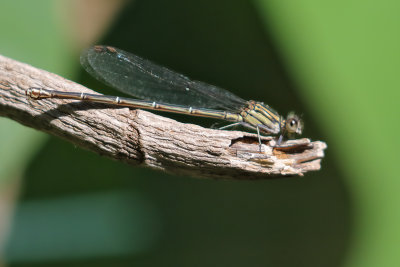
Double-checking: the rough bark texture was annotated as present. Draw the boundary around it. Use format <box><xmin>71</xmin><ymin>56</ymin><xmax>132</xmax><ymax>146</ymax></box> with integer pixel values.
<box><xmin>0</xmin><ymin>54</ymin><xmax>327</xmax><ymax>179</ymax></box>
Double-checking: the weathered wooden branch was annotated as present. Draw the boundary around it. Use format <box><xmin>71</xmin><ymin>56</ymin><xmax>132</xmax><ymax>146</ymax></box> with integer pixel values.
<box><xmin>0</xmin><ymin>54</ymin><xmax>326</xmax><ymax>179</ymax></box>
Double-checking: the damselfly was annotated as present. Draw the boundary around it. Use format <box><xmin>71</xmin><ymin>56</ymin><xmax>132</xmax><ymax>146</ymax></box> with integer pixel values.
<box><xmin>26</xmin><ymin>45</ymin><xmax>303</xmax><ymax>149</ymax></box>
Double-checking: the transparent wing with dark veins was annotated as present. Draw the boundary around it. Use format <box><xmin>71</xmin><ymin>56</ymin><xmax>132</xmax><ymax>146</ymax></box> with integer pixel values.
<box><xmin>80</xmin><ymin>46</ymin><xmax>246</xmax><ymax>111</ymax></box>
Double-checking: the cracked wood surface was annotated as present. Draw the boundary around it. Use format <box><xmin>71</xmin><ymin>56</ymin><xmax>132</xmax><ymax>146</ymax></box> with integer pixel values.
<box><xmin>0</xmin><ymin>54</ymin><xmax>327</xmax><ymax>179</ymax></box>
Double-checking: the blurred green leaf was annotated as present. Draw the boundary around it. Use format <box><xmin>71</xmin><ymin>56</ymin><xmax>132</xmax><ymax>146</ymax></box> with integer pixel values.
<box><xmin>0</xmin><ymin>0</ymin><xmax>76</xmax><ymax>183</ymax></box>
<box><xmin>255</xmin><ymin>1</ymin><xmax>400</xmax><ymax>266</ymax></box>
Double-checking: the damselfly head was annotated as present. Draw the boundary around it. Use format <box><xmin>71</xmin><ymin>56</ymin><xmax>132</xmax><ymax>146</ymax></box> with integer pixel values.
<box><xmin>285</xmin><ymin>112</ymin><xmax>303</xmax><ymax>136</ymax></box>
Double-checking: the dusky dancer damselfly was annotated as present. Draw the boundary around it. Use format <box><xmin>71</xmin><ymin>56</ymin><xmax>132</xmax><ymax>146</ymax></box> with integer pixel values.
<box><xmin>26</xmin><ymin>45</ymin><xmax>303</xmax><ymax>149</ymax></box>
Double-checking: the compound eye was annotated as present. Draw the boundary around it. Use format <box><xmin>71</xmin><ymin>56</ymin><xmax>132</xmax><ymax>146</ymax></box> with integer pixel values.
<box><xmin>285</xmin><ymin>112</ymin><xmax>302</xmax><ymax>135</ymax></box>
<box><xmin>287</xmin><ymin>119</ymin><xmax>298</xmax><ymax>133</ymax></box>
<box><xmin>285</xmin><ymin>112</ymin><xmax>303</xmax><ymax>138</ymax></box>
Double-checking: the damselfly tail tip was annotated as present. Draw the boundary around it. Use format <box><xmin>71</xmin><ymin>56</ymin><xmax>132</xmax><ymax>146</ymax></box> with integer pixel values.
<box><xmin>25</xmin><ymin>87</ymin><xmax>36</xmax><ymax>98</ymax></box>
<box><xmin>26</xmin><ymin>88</ymin><xmax>50</xmax><ymax>100</ymax></box>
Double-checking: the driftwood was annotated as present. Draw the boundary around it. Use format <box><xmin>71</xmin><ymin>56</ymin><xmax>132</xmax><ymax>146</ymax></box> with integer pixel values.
<box><xmin>0</xmin><ymin>54</ymin><xmax>327</xmax><ymax>179</ymax></box>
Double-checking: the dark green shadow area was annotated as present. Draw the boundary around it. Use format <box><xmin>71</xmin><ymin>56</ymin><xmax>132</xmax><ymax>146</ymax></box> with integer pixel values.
<box><xmin>11</xmin><ymin>0</ymin><xmax>351</xmax><ymax>266</ymax></box>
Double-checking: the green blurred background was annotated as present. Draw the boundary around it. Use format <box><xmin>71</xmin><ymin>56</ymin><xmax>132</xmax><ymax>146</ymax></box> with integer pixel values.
<box><xmin>0</xmin><ymin>0</ymin><xmax>398</xmax><ymax>266</ymax></box>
